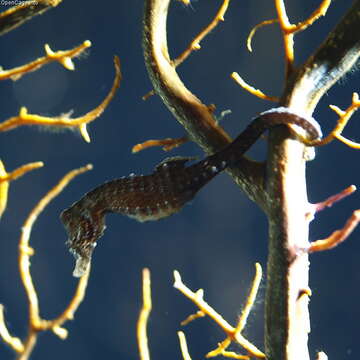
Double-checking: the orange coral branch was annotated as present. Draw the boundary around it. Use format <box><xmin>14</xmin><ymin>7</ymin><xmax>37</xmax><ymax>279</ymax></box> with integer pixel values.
<box><xmin>231</xmin><ymin>72</ymin><xmax>279</xmax><ymax>102</ymax></box>
<box><xmin>309</xmin><ymin>209</ymin><xmax>360</xmax><ymax>253</ymax></box>
<box><xmin>132</xmin><ymin>136</ymin><xmax>188</xmax><ymax>153</ymax></box>
<box><xmin>305</xmin><ymin>92</ymin><xmax>360</xmax><ymax>148</ymax></box>
<box><xmin>290</xmin><ymin>0</ymin><xmax>331</xmax><ymax>34</ymax></box>
<box><xmin>173</xmin><ymin>0</ymin><xmax>230</xmax><ymax>67</ymax></box>
<box><xmin>0</xmin><ymin>56</ymin><xmax>122</xmax><ymax>143</ymax></box>
<box><xmin>137</xmin><ymin>268</ymin><xmax>152</xmax><ymax>360</ymax></box>
<box><xmin>142</xmin><ymin>90</ymin><xmax>155</xmax><ymax>101</ymax></box>
<box><xmin>181</xmin><ymin>310</ymin><xmax>205</xmax><ymax>326</ymax></box>
<box><xmin>0</xmin><ymin>41</ymin><xmax>91</xmax><ymax>81</ymax></box>
<box><xmin>274</xmin><ymin>0</ymin><xmax>332</xmax><ymax>76</ymax></box>
<box><xmin>310</xmin><ymin>185</ymin><xmax>356</xmax><ymax>216</ymax></box>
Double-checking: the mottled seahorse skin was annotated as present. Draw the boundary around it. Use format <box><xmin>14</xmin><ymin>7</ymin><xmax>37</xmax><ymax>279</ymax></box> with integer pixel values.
<box><xmin>61</xmin><ymin>108</ymin><xmax>322</xmax><ymax>277</ymax></box>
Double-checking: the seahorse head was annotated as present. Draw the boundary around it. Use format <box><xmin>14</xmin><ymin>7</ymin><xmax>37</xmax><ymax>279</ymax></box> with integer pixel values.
<box><xmin>60</xmin><ymin>202</ymin><xmax>106</xmax><ymax>277</ymax></box>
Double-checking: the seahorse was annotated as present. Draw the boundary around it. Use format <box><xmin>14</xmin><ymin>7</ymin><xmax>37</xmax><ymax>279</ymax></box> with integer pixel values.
<box><xmin>60</xmin><ymin>108</ymin><xmax>322</xmax><ymax>276</ymax></box>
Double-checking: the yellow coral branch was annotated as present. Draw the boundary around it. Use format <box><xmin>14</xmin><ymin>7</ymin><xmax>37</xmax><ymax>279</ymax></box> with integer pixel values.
<box><xmin>137</xmin><ymin>268</ymin><xmax>152</xmax><ymax>360</ymax></box>
<box><xmin>15</xmin><ymin>164</ymin><xmax>92</xmax><ymax>359</ymax></box>
<box><xmin>173</xmin><ymin>0</ymin><xmax>230</xmax><ymax>67</ymax></box>
<box><xmin>0</xmin><ymin>161</ymin><xmax>44</xmax><ymax>183</ymax></box>
<box><xmin>178</xmin><ymin>331</ymin><xmax>192</xmax><ymax>360</ymax></box>
<box><xmin>235</xmin><ymin>263</ymin><xmax>262</xmax><ymax>333</ymax></box>
<box><xmin>244</xmin><ymin>1</ymin><xmax>332</xmax><ymax>83</ymax></box>
<box><xmin>231</xmin><ymin>72</ymin><xmax>279</xmax><ymax>102</ymax></box>
<box><xmin>290</xmin><ymin>0</ymin><xmax>331</xmax><ymax>34</ymax></box>
<box><xmin>0</xmin><ymin>304</ymin><xmax>24</xmax><ymax>353</ymax></box>
<box><xmin>305</xmin><ymin>92</ymin><xmax>360</xmax><ymax>148</ymax></box>
<box><xmin>40</xmin><ymin>265</ymin><xmax>90</xmax><ymax>339</ymax></box>
<box><xmin>0</xmin><ymin>41</ymin><xmax>91</xmax><ymax>81</ymax></box>
<box><xmin>0</xmin><ymin>160</ymin><xmax>44</xmax><ymax>219</ymax></box>
<box><xmin>274</xmin><ymin>0</ymin><xmax>332</xmax><ymax>76</ymax></box>
<box><xmin>206</xmin><ymin>339</ymin><xmax>231</xmax><ymax>358</ymax></box>
<box><xmin>247</xmin><ymin>19</ymin><xmax>278</xmax><ymax>53</ymax></box>
<box><xmin>206</xmin><ymin>263</ymin><xmax>263</xmax><ymax>359</ymax></box>
<box><xmin>132</xmin><ymin>136</ymin><xmax>188</xmax><ymax>153</ymax></box>
<box><xmin>0</xmin><ymin>56</ymin><xmax>122</xmax><ymax>143</ymax></box>
<box><xmin>173</xmin><ymin>269</ymin><xmax>265</xmax><ymax>358</ymax></box>
<box><xmin>213</xmin><ymin>350</ymin><xmax>249</xmax><ymax>359</ymax></box>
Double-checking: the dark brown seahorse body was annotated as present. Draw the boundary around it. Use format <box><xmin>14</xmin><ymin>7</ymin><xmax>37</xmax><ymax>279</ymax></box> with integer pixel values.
<box><xmin>61</xmin><ymin>108</ymin><xmax>322</xmax><ymax>276</ymax></box>
<box><xmin>61</xmin><ymin>156</ymin><xmax>227</xmax><ymax>276</ymax></box>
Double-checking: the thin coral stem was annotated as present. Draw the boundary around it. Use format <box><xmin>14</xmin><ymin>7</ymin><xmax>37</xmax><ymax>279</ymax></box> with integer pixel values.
<box><xmin>0</xmin><ymin>160</ymin><xmax>44</xmax><ymax>219</ymax></box>
<box><xmin>300</xmin><ymin>93</ymin><xmax>360</xmax><ymax>148</ymax></box>
<box><xmin>178</xmin><ymin>331</ymin><xmax>193</xmax><ymax>360</ymax></box>
<box><xmin>173</xmin><ymin>0</ymin><xmax>230</xmax><ymax>67</ymax></box>
<box><xmin>0</xmin><ymin>161</ymin><xmax>44</xmax><ymax>182</ymax></box>
<box><xmin>206</xmin><ymin>338</ymin><xmax>231</xmax><ymax>358</ymax></box>
<box><xmin>137</xmin><ymin>268</ymin><xmax>152</xmax><ymax>360</ymax></box>
<box><xmin>0</xmin><ymin>56</ymin><xmax>121</xmax><ymax>143</ymax></box>
<box><xmin>17</xmin><ymin>332</ymin><xmax>37</xmax><ymax>360</ymax></box>
<box><xmin>0</xmin><ymin>305</ymin><xmax>24</xmax><ymax>353</ymax></box>
<box><xmin>174</xmin><ymin>271</ymin><xmax>233</xmax><ymax>333</ymax></box>
<box><xmin>274</xmin><ymin>0</ymin><xmax>293</xmax><ymax>68</ymax></box>
<box><xmin>235</xmin><ymin>263</ymin><xmax>262</xmax><ymax>333</ymax></box>
<box><xmin>334</xmin><ymin>134</ymin><xmax>360</xmax><ymax>149</ymax></box>
<box><xmin>173</xmin><ymin>270</ymin><xmax>265</xmax><ymax>358</ymax></box>
<box><xmin>291</xmin><ymin>0</ymin><xmax>331</xmax><ymax>34</ymax></box>
<box><xmin>231</xmin><ymin>72</ymin><xmax>279</xmax><ymax>102</ymax></box>
<box><xmin>0</xmin><ymin>41</ymin><xmax>91</xmax><ymax>81</ymax></box>
<box><xmin>142</xmin><ymin>90</ymin><xmax>155</xmax><ymax>101</ymax></box>
<box><xmin>207</xmin><ymin>264</ymin><xmax>263</xmax><ymax>359</ymax></box>
<box><xmin>309</xmin><ymin>209</ymin><xmax>360</xmax><ymax>252</ymax></box>
<box><xmin>132</xmin><ymin>136</ymin><xmax>188</xmax><ymax>153</ymax></box>
<box><xmin>214</xmin><ymin>350</ymin><xmax>249</xmax><ymax>359</ymax></box>
<box><xmin>16</xmin><ymin>165</ymin><xmax>92</xmax><ymax>359</ymax></box>
<box><xmin>310</xmin><ymin>185</ymin><xmax>356</xmax><ymax>215</ymax></box>
<box><xmin>274</xmin><ymin>0</ymin><xmax>332</xmax><ymax>77</ymax></box>
<box><xmin>247</xmin><ymin>19</ymin><xmax>278</xmax><ymax>52</ymax></box>
<box><xmin>181</xmin><ymin>310</ymin><xmax>205</xmax><ymax>326</ymax></box>
<box><xmin>40</xmin><ymin>266</ymin><xmax>90</xmax><ymax>338</ymax></box>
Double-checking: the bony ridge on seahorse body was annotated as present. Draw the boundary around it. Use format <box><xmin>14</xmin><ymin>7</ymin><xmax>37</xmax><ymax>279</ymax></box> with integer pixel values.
<box><xmin>61</xmin><ymin>107</ymin><xmax>322</xmax><ymax>277</ymax></box>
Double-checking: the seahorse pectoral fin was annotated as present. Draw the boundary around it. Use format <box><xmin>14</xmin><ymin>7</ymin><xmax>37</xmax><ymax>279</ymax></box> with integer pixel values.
<box><xmin>155</xmin><ymin>156</ymin><xmax>197</xmax><ymax>171</ymax></box>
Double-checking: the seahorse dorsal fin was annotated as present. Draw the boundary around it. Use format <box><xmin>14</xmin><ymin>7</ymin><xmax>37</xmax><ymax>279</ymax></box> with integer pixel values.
<box><xmin>155</xmin><ymin>156</ymin><xmax>197</xmax><ymax>171</ymax></box>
